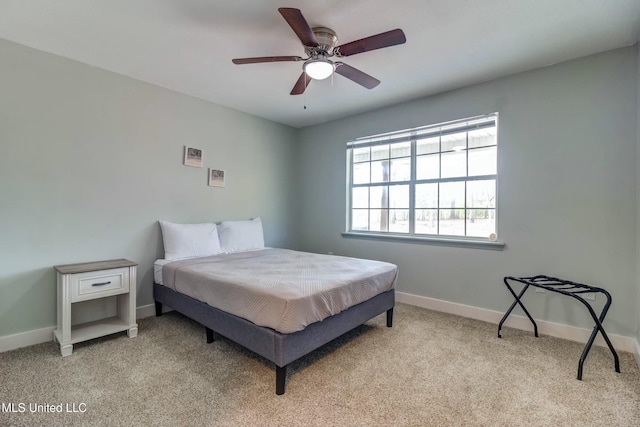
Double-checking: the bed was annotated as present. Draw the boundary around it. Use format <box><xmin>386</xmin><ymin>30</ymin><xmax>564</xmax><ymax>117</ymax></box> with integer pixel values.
<box><xmin>153</xmin><ymin>219</ymin><xmax>397</xmax><ymax>395</ymax></box>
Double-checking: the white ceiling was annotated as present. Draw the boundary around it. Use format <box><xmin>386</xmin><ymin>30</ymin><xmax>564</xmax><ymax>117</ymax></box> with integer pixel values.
<box><xmin>1</xmin><ymin>1</ymin><xmax>639</xmax><ymax>128</ymax></box>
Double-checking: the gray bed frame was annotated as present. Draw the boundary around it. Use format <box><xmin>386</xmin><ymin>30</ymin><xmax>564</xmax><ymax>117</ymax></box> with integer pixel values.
<box><xmin>153</xmin><ymin>282</ymin><xmax>394</xmax><ymax>395</ymax></box>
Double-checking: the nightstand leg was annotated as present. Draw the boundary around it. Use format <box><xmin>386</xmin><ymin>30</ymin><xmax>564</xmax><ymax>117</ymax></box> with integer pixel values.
<box><xmin>60</xmin><ymin>344</ymin><xmax>73</xmax><ymax>357</ymax></box>
<box><xmin>127</xmin><ymin>327</ymin><xmax>138</xmax><ymax>338</ymax></box>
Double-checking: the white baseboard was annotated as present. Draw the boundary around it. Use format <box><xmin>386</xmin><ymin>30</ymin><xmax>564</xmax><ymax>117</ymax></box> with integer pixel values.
<box><xmin>0</xmin><ymin>304</ymin><xmax>172</xmax><ymax>353</ymax></box>
<box><xmin>634</xmin><ymin>338</ymin><xmax>640</xmax><ymax>370</ymax></box>
<box><xmin>135</xmin><ymin>302</ymin><xmax>172</xmax><ymax>319</ymax></box>
<box><xmin>396</xmin><ymin>291</ymin><xmax>638</xmax><ymax>354</ymax></box>
<box><xmin>0</xmin><ymin>326</ymin><xmax>56</xmax><ymax>354</ymax></box>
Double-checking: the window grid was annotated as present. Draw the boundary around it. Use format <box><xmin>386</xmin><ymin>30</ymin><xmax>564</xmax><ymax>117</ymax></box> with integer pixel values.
<box><xmin>348</xmin><ymin>113</ymin><xmax>498</xmax><ymax>240</ymax></box>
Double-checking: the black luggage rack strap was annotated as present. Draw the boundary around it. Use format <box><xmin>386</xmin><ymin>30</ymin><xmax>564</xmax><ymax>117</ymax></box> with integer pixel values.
<box><xmin>498</xmin><ymin>275</ymin><xmax>620</xmax><ymax>380</ymax></box>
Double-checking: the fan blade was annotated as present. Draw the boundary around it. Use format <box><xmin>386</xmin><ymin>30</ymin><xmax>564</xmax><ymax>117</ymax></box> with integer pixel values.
<box><xmin>290</xmin><ymin>72</ymin><xmax>311</xmax><ymax>95</ymax></box>
<box><xmin>336</xmin><ymin>29</ymin><xmax>406</xmax><ymax>57</ymax></box>
<box><xmin>278</xmin><ymin>8</ymin><xmax>319</xmax><ymax>47</ymax></box>
<box><xmin>335</xmin><ymin>62</ymin><xmax>380</xmax><ymax>89</ymax></box>
<box><xmin>232</xmin><ymin>56</ymin><xmax>303</xmax><ymax>65</ymax></box>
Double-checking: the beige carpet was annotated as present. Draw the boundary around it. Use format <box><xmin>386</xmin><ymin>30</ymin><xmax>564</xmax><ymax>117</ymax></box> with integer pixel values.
<box><xmin>1</xmin><ymin>303</ymin><xmax>639</xmax><ymax>426</ymax></box>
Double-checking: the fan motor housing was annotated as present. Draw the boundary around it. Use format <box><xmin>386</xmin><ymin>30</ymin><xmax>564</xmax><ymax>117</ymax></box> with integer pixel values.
<box><xmin>306</xmin><ymin>27</ymin><xmax>338</xmax><ymax>57</ymax></box>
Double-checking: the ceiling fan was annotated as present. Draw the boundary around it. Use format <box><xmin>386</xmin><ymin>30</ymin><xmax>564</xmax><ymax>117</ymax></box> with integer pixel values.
<box><xmin>232</xmin><ymin>8</ymin><xmax>406</xmax><ymax>95</ymax></box>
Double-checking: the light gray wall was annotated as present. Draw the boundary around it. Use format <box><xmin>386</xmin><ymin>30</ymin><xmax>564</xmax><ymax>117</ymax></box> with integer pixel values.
<box><xmin>0</xmin><ymin>39</ymin><xmax>298</xmax><ymax>337</ymax></box>
<box><xmin>297</xmin><ymin>47</ymin><xmax>638</xmax><ymax>337</ymax></box>
<box><xmin>637</xmin><ymin>43</ymin><xmax>640</xmax><ymax>345</ymax></box>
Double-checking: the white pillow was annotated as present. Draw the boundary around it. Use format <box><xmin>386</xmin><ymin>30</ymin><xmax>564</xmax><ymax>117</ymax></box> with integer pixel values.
<box><xmin>159</xmin><ymin>221</ymin><xmax>222</xmax><ymax>261</ymax></box>
<box><xmin>218</xmin><ymin>217</ymin><xmax>265</xmax><ymax>253</ymax></box>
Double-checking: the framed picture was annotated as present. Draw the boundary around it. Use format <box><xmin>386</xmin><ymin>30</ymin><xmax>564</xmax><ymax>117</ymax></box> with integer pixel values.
<box><xmin>208</xmin><ymin>169</ymin><xmax>225</xmax><ymax>187</ymax></box>
<box><xmin>184</xmin><ymin>146</ymin><xmax>203</xmax><ymax>167</ymax></box>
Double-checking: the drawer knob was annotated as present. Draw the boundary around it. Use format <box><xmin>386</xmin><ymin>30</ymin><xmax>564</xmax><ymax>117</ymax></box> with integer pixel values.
<box><xmin>92</xmin><ymin>281</ymin><xmax>112</xmax><ymax>287</ymax></box>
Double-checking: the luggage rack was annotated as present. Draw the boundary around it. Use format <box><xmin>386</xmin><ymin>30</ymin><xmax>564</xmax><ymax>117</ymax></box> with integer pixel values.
<box><xmin>498</xmin><ymin>275</ymin><xmax>619</xmax><ymax>380</ymax></box>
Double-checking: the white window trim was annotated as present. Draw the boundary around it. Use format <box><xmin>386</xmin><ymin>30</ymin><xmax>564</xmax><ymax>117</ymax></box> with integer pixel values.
<box><xmin>345</xmin><ymin>113</ymin><xmax>501</xmax><ymax>248</ymax></box>
<box><xmin>341</xmin><ymin>231</ymin><xmax>505</xmax><ymax>250</ymax></box>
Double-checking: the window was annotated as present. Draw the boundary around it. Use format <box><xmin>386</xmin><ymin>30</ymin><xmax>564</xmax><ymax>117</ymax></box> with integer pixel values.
<box><xmin>347</xmin><ymin>113</ymin><xmax>498</xmax><ymax>241</ymax></box>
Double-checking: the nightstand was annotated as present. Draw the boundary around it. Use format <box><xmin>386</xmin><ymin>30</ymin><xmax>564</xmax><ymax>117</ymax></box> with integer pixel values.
<box><xmin>53</xmin><ymin>259</ymin><xmax>138</xmax><ymax>356</ymax></box>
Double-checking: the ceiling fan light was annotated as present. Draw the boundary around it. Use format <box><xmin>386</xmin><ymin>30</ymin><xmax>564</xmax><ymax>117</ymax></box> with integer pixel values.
<box><xmin>304</xmin><ymin>59</ymin><xmax>334</xmax><ymax>80</ymax></box>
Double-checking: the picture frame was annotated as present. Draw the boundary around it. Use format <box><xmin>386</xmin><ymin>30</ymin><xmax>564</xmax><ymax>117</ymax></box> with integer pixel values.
<box><xmin>183</xmin><ymin>146</ymin><xmax>203</xmax><ymax>167</ymax></box>
<box><xmin>208</xmin><ymin>169</ymin><xmax>225</xmax><ymax>187</ymax></box>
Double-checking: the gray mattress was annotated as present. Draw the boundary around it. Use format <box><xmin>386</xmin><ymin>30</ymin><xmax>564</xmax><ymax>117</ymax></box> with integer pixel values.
<box><xmin>161</xmin><ymin>248</ymin><xmax>398</xmax><ymax>333</ymax></box>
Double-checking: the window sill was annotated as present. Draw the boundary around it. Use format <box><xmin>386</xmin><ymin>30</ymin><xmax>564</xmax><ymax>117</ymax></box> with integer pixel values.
<box><xmin>341</xmin><ymin>231</ymin><xmax>505</xmax><ymax>250</ymax></box>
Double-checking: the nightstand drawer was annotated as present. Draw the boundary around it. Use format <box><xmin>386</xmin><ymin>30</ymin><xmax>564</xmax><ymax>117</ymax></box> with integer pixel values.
<box><xmin>70</xmin><ymin>267</ymin><xmax>130</xmax><ymax>302</ymax></box>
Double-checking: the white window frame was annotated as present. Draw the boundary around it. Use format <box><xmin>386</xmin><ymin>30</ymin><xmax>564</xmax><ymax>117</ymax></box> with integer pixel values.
<box><xmin>344</xmin><ymin>113</ymin><xmax>503</xmax><ymax>249</ymax></box>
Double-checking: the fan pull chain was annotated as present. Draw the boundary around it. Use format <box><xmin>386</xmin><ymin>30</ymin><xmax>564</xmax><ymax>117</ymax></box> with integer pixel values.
<box><xmin>303</xmin><ymin>73</ymin><xmax>307</xmax><ymax>109</ymax></box>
